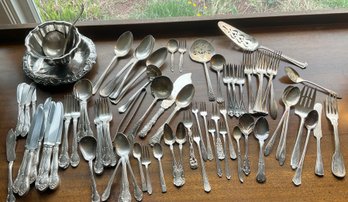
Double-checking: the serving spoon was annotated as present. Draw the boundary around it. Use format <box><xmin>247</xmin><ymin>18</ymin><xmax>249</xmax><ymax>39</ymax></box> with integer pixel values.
<box><xmin>285</xmin><ymin>66</ymin><xmax>341</xmax><ymax>98</ymax></box>
<box><xmin>92</xmin><ymin>31</ymin><xmax>133</xmax><ymax>94</ymax></box>
<box><xmin>218</xmin><ymin>21</ymin><xmax>308</xmax><ymax>69</ymax></box>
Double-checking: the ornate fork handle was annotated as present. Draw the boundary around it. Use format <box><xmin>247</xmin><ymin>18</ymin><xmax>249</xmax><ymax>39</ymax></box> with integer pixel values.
<box><xmin>70</xmin><ymin>117</ymin><xmax>80</xmax><ymax>167</ymax></box>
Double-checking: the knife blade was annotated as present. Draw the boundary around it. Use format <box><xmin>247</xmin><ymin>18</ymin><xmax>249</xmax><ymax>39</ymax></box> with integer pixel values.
<box><xmin>21</xmin><ymin>84</ymin><xmax>36</xmax><ymax>137</ymax></box>
<box><xmin>44</xmin><ymin>102</ymin><xmax>59</xmax><ymax>146</ymax></box>
<box><xmin>49</xmin><ymin>101</ymin><xmax>64</xmax><ymax>190</ymax></box>
<box><xmin>26</xmin><ymin>105</ymin><xmax>44</xmax><ymax>150</ymax></box>
<box><xmin>138</xmin><ymin>73</ymin><xmax>192</xmax><ymax>138</ymax></box>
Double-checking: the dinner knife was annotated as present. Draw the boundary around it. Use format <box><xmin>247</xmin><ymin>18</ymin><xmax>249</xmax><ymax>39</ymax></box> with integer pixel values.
<box><xmin>313</xmin><ymin>103</ymin><xmax>324</xmax><ymax>176</ymax></box>
<box><xmin>21</xmin><ymin>84</ymin><xmax>36</xmax><ymax>137</ymax></box>
<box><xmin>138</xmin><ymin>73</ymin><xmax>192</xmax><ymax>138</ymax></box>
<box><xmin>49</xmin><ymin>101</ymin><xmax>64</xmax><ymax>190</ymax></box>
<box><xmin>30</xmin><ymin>98</ymin><xmax>52</xmax><ymax>184</ymax></box>
<box><xmin>6</xmin><ymin>129</ymin><xmax>16</xmax><ymax>202</ymax></box>
<box><xmin>36</xmin><ymin>102</ymin><xmax>59</xmax><ymax>191</ymax></box>
<box><xmin>15</xmin><ymin>83</ymin><xmax>29</xmax><ymax>136</ymax></box>
<box><xmin>13</xmin><ymin>105</ymin><xmax>44</xmax><ymax>196</ymax></box>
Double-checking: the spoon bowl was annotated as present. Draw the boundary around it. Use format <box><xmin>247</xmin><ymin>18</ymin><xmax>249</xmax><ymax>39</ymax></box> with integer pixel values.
<box><xmin>176</xmin><ymin>122</ymin><xmax>186</xmax><ymax>145</ymax></box>
<box><xmin>167</xmin><ymin>39</ymin><xmax>179</xmax><ymax>71</ymax></box>
<box><xmin>210</xmin><ymin>54</ymin><xmax>226</xmax><ymax>72</ymax></box>
<box><xmin>175</xmin><ymin>84</ymin><xmax>195</xmax><ymax>109</ymax></box>
<box><xmin>151</xmin><ymin>76</ymin><xmax>173</xmax><ymax>100</ymax></box>
<box><xmin>114</xmin><ymin>133</ymin><xmax>131</xmax><ymax>157</ymax></box>
<box><xmin>133</xmin><ymin>143</ymin><xmax>142</xmax><ymax>159</ymax></box>
<box><xmin>254</xmin><ymin>117</ymin><xmax>269</xmax><ymax>140</ymax></box>
<box><xmin>163</xmin><ymin>124</ymin><xmax>175</xmax><ymax>145</ymax></box>
<box><xmin>283</xmin><ymin>86</ymin><xmax>300</xmax><ymax>107</ymax></box>
<box><xmin>239</xmin><ymin>114</ymin><xmax>254</xmax><ymax>135</ymax></box>
<box><xmin>79</xmin><ymin>136</ymin><xmax>97</xmax><ymax>161</ymax></box>
<box><xmin>153</xmin><ymin>143</ymin><xmax>163</xmax><ymax>159</ymax></box>
<box><xmin>304</xmin><ymin>110</ymin><xmax>319</xmax><ymax>130</ymax></box>
<box><xmin>146</xmin><ymin>47</ymin><xmax>168</xmax><ymax>67</ymax></box>
<box><xmin>114</xmin><ymin>31</ymin><xmax>134</xmax><ymax>57</ymax></box>
<box><xmin>73</xmin><ymin>79</ymin><xmax>93</xmax><ymax>101</ymax></box>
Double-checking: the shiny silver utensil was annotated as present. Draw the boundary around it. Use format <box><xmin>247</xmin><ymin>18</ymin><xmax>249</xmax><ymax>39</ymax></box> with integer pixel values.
<box><xmin>232</xmin><ymin>126</ymin><xmax>244</xmax><ymax>183</ymax></box>
<box><xmin>218</xmin><ymin>21</ymin><xmax>308</xmax><ymax>69</ymax></box>
<box><xmin>108</xmin><ymin>35</ymin><xmax>155</xmax><ymax>100</ymax></box>
<box><xmin>118</xmin><ymin>65</ymin><xmax>162</xmax><ymax>113</ymax></box>
<box><xmin>22</xmin><ymin>84</ymin><xmax>36</xmax><ymax>137</ymax></box>
<box><xmin>133</xmin><ymin>143</ymin><xmax>147</xmax><ymax>192</ymax></box>
<box><xmin>93</xmin><ymin>103</ymin><xmax>105</xmax><ymax>174</ymax></box>
<box><xmin>176</xmin><ymin>122</ymin><xmax>187</xmax><ymax>164</ymax></box>
<box><xmin>178</xmin><ymin>40</ymin><xmax>187</xmax><ymax>72</ymax></box>
<box><xmin>254</xmin><ymin>117</ymin><xmax>269</xmax><ymax>183</ymax></box>
<box><xmin>313</xmin><ymin>103</ymin><xmax>324</xmax><ymax>176</ymax></box>
<box><xmin>219</xmin><ymin>103</ymin><xmax>236</xmax><ymax>160</ymax></box>
<box><xmin>6</xmin><ymin>129</ymin><xmax>16</xmax><ymax>202</ymax></box>
<box><xmin>211</xmin><ymin>103</ymin><xmax>225</xmax><ymax>161</ymax></box>
<box><xmin>182</xmin><ymin>110</ymin><xmax>198</xmax><ymax>169</ymax></box>
<box><xmin>292</xmin><ymin>110</ymin><xmax>318</xmax><ymax>186</ymax></box>
<box><xmin>167</xmin><ymin>39</ymin><xmax>178</xmax><ymax>72</ymax></box>
<box><xmin>150</xmin><ymin>84</ymin><xmax>195</xmax><ymax>145</ymax></box>
<box><xmin>193</xmin><ymin>126</ymin><xmax>211</xmax><ymax>192</ymax></box>
<box><xmin>163</xmin><ymin>124</ymin><xmax>185</xmax><ymax>187</ymax></box>
<box><xmin>59</xmin><ymin>95</ymin><xmax>72</xmax><ymax>169</ymax></box>
<box><xmin>100</xmin><ymin>35</ymin><xmax>155</xmax><ymax>98</ymax></box>
<box><xmin>210</xmin><ymin>54</ymin><xmax>226</xmax><ymax>103</ymax></box>
<box><xmin>92</xmin><ymin>31</ymin><xmax>133</xmax><ymax>94</ymax></box>
<box><xmin>70</xmin><ymin>96</ymin><xmax>80</xmax><ymax>167</ymax></box>
<box><xmin>290</xmin><ymin>86</ymin><xmax>316</xmax><ymax>169</ymax></box>
<box><xmin>200</xmin><ymin>102</ymin><xmax>214</xmax><ymax>161</ymax></box>
<box><xmin>189</xmin><ymin>39</ymin><xmax>216</xmax><ymax>101</ymax></box>
<box><xmin>219</xmin><ymin>120</ymin><xmax>231</xmax><ymax>180</ymax></box>
<box><xmin>49</xmin><ymin>102</ymin><xmax>64</xmax><ymax>190</ymax></box>
<box><xmin>113</xmin><ymin>47</ymin><xmax>167</xmax><ymax>106</ymax></box>
<box><xmin>127</xmin><ymin>76</ymin><xmax>173</xmax><ymax>140</ymax></box>
<box><xmin>141</xmin><ymin>145</ymin><xmax>152</xmax><ymax>195</ymax></box>
<box><xmin>242</xmin><ymin>51</ymin><xmax>255</xmax><ymax>113</ymax></box>
<box><xmin>285</xmin><ymin>66</ymin><xmax>341</xmax><ymax>98</ymax></box>
<box><xmin>13</xmin><ymin>105</ymin><xmax>44</xmax><ymax>196</ymax></box>
<box><xmin>208</xmin><ymin>119</ymin><xmax>222</xmax><ymax>177</ymax></box>
<box><xmin>326</xmin><ymin>95</ymin><xmax>346</xmax><ymax>178</ymax></box>
<box><xmin>79</xmin><ymin>136</ymin><xmax>100</xmax><ymax>202</ymax></box>
<box><xmin>239</xmin><ymin>113</ymin><xmax>254</xmax><ymax>176</ymax></box>
<box><xmin>191</xmin><ymin>102</ymin><xmax>208</xmax><ymax>161</ymax></box>
<box><xmin>138</xmin><ymin>73</ymin><xmax>192</xmax><ymax>138</ymax></box>
<box><xmin>153</xmin><ymin>143</ymin><xmax>167</xmax><ymax>193</ymax></box>
<box><xmin>14</xmin><ymin>83</ymin><xmax>26</xmax><ymax>137</ymax></box>
<box><xmin>74</xmin><ymin>79</ymin><xmax>94</xmax><ymax>138</ymax></box>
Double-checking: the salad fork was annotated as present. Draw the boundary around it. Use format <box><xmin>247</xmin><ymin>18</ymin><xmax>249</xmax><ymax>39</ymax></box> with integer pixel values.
<box><xmin>219</xmin><ymin>103</ymin><xmax>236</xmax><ymax>160</ymax></box>
<box><xmin>199</xmin><ymin>102</ymin><xmax>214</xmax><ymax>160</ymax></box>
<box><xmin>141</xmin><ymin>145</ymin><xmax>152</xmax><ymax>194</ymax></box>
<box><xmin>178</xmin><ymin>40</ymin><xmax>187</xmax><ymax>72</ymax></box>
<box><xmin>242</xmin><ymin>51</ymin><xmax>255</xmax><ymax>113</ymax></box>
<box><xmin>326</xmin><ymin>95</ymin><xmax>346</xmax><ymax>178</ymax></box>
<box><xmin>290</xmin><ymin>86</ymin><xmax>317</xmax><ymax>169</ymax></box>
<box><xmin>223</xmin><ymin>64</ymin><xmax>234</xmax><ymax>116</ymax></box>
<box><xmin>219</xmin><ymin>120</ymin><xmax>231</xmax><ymax>180</ymax></box>
<box><xmin>192</xmin><ymin>102</ymin><xmax>208</xmax><ymax>161</ymax></box>
<box><xmin>235</xmin><ymin>65</ymin><xmax>246</xmax><ymax>116</ymax></box>
<box><xmin>253</xmin><ymin>51</ymin><xmax>268</xmax><ymax>113</ymax></box>
<box><xmin>208</xmin><ymin>119</ymin><xmax>222</xmax><ymax>177</ymax></box>
<box><xmin>193</xmin><ymin>127</ymin><xmax>211</xmax><ymax>192</ymax></box>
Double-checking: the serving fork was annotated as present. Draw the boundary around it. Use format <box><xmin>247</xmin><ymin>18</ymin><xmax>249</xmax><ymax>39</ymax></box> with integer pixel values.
<box><xmin>290</xmin><ymin>86</ymin><xmax>317</xmax><ymax>169</ymax></box>
<box><xmin>178</xmin><ymin>40</ymin><xmax>187</xmax><ymax>72</ymax></box>
<box><xmin>326</xmin><ymin>95</ymin><xmax>346</xmax><ymax>178</ymax></box>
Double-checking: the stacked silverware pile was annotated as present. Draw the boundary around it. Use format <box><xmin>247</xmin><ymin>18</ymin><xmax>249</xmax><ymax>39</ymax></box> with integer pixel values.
<box><xmin>6</xmin><ymin>21</ymin><xmax>346</xmax><ymax>202</ymax></box>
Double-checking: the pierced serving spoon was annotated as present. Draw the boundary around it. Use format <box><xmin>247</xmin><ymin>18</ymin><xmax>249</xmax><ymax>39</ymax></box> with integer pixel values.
<box><xmin>285</xmin><ymin>66</ymin><xmax>341</xmax><ymax>98</ymax></box>
<box><xmin>92</xmin><ymin>31</ymin><xmax>133</xmax><ymax>94</ymax></box>
<box><xmin>218</xmin><ymin>21</ymin><xmax>308</xmax><ymax>69</ymax></box>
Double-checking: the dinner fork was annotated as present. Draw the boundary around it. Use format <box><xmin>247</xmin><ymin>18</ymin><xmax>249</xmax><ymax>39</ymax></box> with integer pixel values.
<box><xmin>219</xmin><ymin>103</ymin><xmax>237</xmax><ymax>160</ymax></box>
<box><xmin>192</xmin><ymin>102</ymin><xmax>208</xmax><ymax>161</ymax></box>
<box><xmin>235</xmin><ymin>65</ymin><xmax>246</xmax><ymax>116</ymax></box>
<box><xmin>223</xmin><ymin>64</ymin><xmax>234</xmax><ymax>117</ymax></box>
<box><xmin>70</xmin><ymin>96</ymin><xmax>80</xmax><ymax>167</ymax></box>
<box><xmin>193</xmin><ymin>127</ymin><xmax>211</xmax><ymax>192</ymax></box>
<box><xmin>211</xmin><ymin>103</ymin><xmax>225</xmax><ymax>160</ymax></box>
<box><xmin>290</xmin><ymin>86</ymin><xmax>316</xmax><ymax>169</ymax></box>
<box><xmin>182</xmin><ymin>110</ymin><xmax>198</xmax><ymax>169</ymax></box>
<box><xmin>326</xmin><ymin>95</ymin><xmax>346</xmax><ymax>178</ymax></box>
<box><xmin>99</xmin><ymin>98</ymin><xmax>117</xmax><ymax>166</ymax></box>
<box><xmin>208</xmin><ymin>119</ymin><xmax>222</xmax><ymax>177</ymax></box>
<box><xmin>142</xmin><ymin>145</ymin><xmax>152</xmax><ymax>194</ymax></box>
<box><xmin>219</xmin><ymin>120</ymin><xmax>231</xmax><ymax>180</ymax></box>
<box><xmin>178</xmin><ymin>40</ymin><xmax>186</xmax><ymax>72</ymax></box>
<box><xmin>242</xmin><ymin>51</ymin><xmax>255</xmax><ymax>113</ymax></box>
<box><xmin>253</xmin><ymin>51</ymin><xmax>268</xmax><ymax>113</ymax></box>
<box><xmin>199</xmin><ymin>102</ymin><xmax>214</xmax><ymax>160</ymax></box>
<box><xmin>58</xmin><ymin>95</ymin><xmax>72</xmax><ymax>169</ymax></box>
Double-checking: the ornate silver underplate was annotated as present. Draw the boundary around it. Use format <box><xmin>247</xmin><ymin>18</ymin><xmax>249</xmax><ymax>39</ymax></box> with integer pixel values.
<box><xmin>23</xmin><ymin>35</ymin><xmax>97</xmax><ymax>86</ymax></box>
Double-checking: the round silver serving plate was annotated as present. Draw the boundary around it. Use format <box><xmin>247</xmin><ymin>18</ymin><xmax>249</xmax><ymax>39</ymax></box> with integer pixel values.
<box><xmin>23</xmin><ymin>35</ymin><xmax>97</xmax><ymax>86</ymax></box>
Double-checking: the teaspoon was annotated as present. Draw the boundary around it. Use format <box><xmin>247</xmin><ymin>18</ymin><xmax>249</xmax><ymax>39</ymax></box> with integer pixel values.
<box><xmin>133</xmin><ymin>143</ymin><xmax>147</xmax><ymax>192</ymax></box>
<box><xmin>238</xmin><ymin>113</ymin><xmax>254</xmax><ymax>176</ymax></box>
<box><xmin>167</xmin><ymin>39</ymin><xmax>178</xmax><ymax>72</ymax></box>
<box><xmin>153</xmin><ymin>143</ymin><xmax>167</xmax><ymax>193</ymax></box>
<box><xmin>232</xmin><ymin>126</ymin><xmax>244</xmax><ymax>183</ymax></box>
<box><xmin>254</xmin><ymin>117</ymin><xmax>269</xmax><ymax>183</ymax></box>
<box><xmin>210</xmin><ymin>54</ymin><xmax>226</xmax><ymax>103</ymax></box>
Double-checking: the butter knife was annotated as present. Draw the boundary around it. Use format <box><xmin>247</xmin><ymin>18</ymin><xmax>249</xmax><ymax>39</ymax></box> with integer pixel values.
<box><xmin>313</xmin><ymin>103</ymin><xmax>324</xmax><ymax>176</ymax></box>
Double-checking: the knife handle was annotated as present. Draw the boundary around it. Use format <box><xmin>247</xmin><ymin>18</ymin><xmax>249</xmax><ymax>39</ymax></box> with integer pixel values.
<box><xmin>12</xmin><ymin>149</ymin><xmax>29</xmax><ymax>194</ymax></box>
<box><xmin>7</xmin><ymin>161</ymin><xmax>16</xmax><ymax>202</ymax></box>
<box><xmin>21</xmin><ymin>104</ymin><xmax>31</xmax><ymax>137</ymax></box>
<box><xmin>138</xmin><ymin>107</ymin><xmax>165</xmax><ymax>138</ymax></box>
<box><xmin>35</xmin><ymin>146</ymin><xmax>52</xmax><ymax>191</ymax></box>
<box><xmin>49</xmin><ymin>145</ymin><xmax>60</xmax><ymax>190</ymax></box>
<box><xmin>18</xmin><ymin>150</ymin><xmax>34</xmax><ymax>196</ymax></box>
<box><xmin>30</xmin><ymin>142</ymin><xmax>41</xmax><ymax>184</ymax></box>
<box><xmin>15</xmin><ymin>104</ymin><xmax>25</xmax><ymax>136</ymax></box>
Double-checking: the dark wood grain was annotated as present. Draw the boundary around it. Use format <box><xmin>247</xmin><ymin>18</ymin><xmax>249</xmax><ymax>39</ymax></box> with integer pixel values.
<box><xmin>0</xmin><ymin>17</ymin><xmax>348</xmax><ymax>202</ymax></box>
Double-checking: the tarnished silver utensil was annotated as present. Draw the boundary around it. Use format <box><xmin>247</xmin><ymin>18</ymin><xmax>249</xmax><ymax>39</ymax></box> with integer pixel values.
<box><xmin>218</xmin><ymin>21</ymin><xmax>308</xmax><ymax>69</ymax></box>
<box><xmin>6</xmin><ymin>129</ymin><xmax>16</xmax><ymax>202</ymax></box>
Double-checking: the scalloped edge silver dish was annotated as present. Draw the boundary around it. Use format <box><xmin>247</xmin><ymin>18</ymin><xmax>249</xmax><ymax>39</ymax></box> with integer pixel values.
<box><xmin>23</xmin><ymin>34</ymin><xmax>97</xmax><ymax>86</ymax></box>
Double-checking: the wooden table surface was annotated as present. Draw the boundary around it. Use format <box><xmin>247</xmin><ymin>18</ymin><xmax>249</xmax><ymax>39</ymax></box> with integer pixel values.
<box><xmin>0</xmin><ymin>19</ymin><xmax>348</xmax><ymax>202</ymax></box>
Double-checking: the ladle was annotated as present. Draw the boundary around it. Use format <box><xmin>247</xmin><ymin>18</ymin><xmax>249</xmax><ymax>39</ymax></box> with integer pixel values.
<box><xmin>92</xmin><ymin>31</ymin><xmax>133</xmax><ymax>94</ymax></box>
<box><xmin>292</xmin><ymin>110</ymin><xmax>318</xmax><ymax>186</ymax></box>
